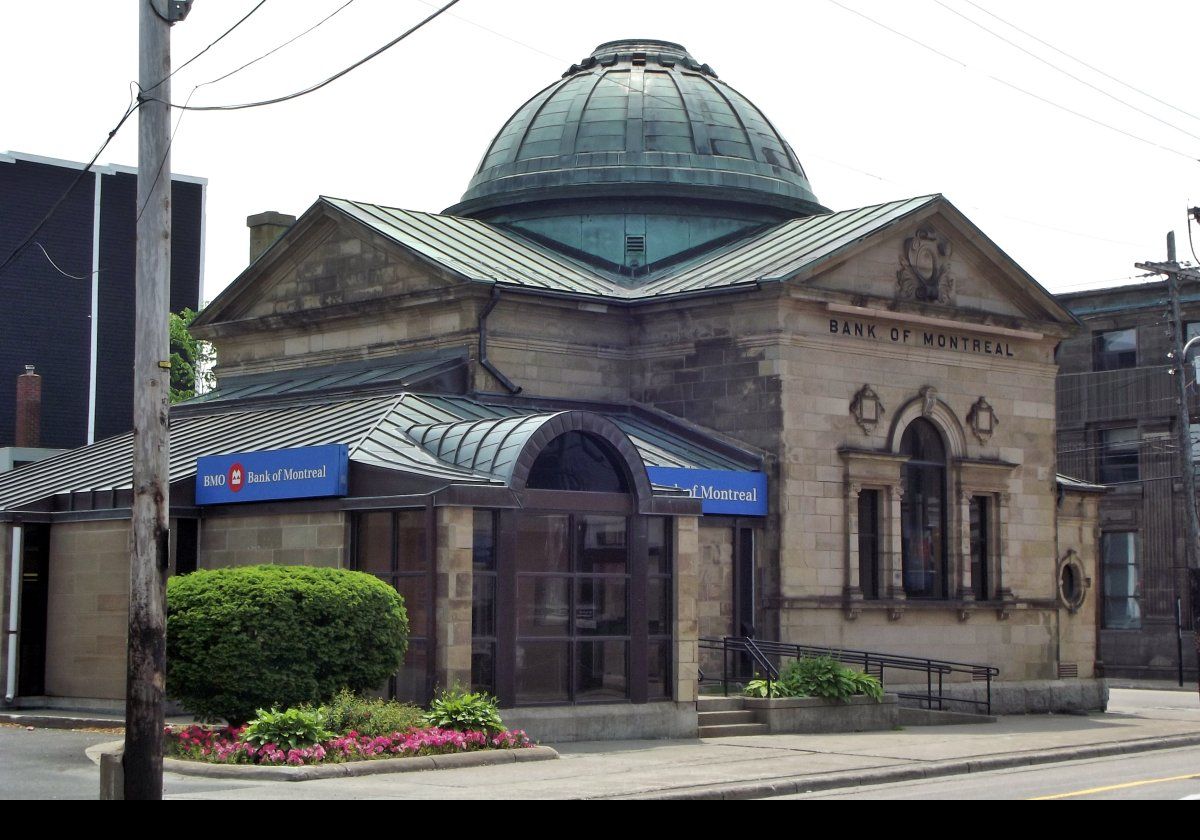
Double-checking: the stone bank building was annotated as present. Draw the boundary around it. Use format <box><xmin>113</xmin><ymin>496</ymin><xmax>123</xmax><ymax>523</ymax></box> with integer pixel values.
<box><xmin>0</xmin><ymin>40</ymin><xmax>1104</xmax><ymax>735</ymax></box>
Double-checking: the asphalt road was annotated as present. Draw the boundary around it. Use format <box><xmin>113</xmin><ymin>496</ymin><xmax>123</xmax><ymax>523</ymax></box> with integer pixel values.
<box><xmin>776</xmin><ymin>745</ymin><xmax>1200</xmax><ymax>800</ymax></box>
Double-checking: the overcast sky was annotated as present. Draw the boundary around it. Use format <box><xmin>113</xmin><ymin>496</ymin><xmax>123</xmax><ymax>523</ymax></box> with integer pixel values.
<box><xmin>4</xmin><ymin>1</ymin><xmax>1200</xmax><ymax>303</ymax></box>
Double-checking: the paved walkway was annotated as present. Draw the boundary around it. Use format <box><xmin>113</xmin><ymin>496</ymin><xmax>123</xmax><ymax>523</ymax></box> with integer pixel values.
<box><xmin>5</xmin><ymin>686</ymin><xmax>1199</xmax><ymax>799</ymax></box>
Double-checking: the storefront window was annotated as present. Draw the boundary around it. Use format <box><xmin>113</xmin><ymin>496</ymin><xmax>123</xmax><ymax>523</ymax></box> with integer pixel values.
<box><xmin>901</xmin><ymin>419</ymin><xmax>947</xmax><ymax>598</ymax></box>
<box><xmin>1102</xmin><ymin>532</ymin><xmax>1140</xmax><ymax>629</ymax></box>
<box><xmin>471</xmin><ymin>510</ymin><xmax>498</xmax><ymax>694</ymax></box>
<box><xmin>646</xmin><ymin>517</ymin><xmax>673</xmax><ymax>699</ymax></box>
<box><xmin>353</xmin><ymin>509</ymin><xmax>431</xmax><ymax>703</ymax></box>
<box><xmin>515</xmin><ymin>513</ymin><xmax>630</xmax><ymax>704</ymax></box>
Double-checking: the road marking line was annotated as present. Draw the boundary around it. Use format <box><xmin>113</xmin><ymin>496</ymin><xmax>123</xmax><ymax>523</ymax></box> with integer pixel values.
<box><xmin>1031</xmin><ymin>773</ymin><xmax>1200</xmax><ymax>800</ymax></box>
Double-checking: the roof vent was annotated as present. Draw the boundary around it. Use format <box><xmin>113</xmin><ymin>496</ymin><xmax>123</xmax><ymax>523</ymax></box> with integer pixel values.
<box><xmin>625</xmin><ymin>235</ymin><xmax>646</xmax><ymax>254</ymax></box>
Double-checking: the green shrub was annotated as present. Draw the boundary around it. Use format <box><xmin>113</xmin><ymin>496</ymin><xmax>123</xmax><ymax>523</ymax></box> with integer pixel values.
<box><xmin>241</xmin><ymin>707</ymin><xmax>334</xmax><ymax>751</ymax></box>
<box><xmin>318</xmin><ymin>688</ymin><xmax>425</xmax><ymax>737</ymax></box>
<box><xmin>422</xmin><ymin>688</ymin><xmax>505</xmax><ymax>734</ymax></box>
<box><xmin>166</xmin><ymin>565</ymin><xmax>408</xmax><ymax>724</ymax></box>
<box><xmin>744</xmin><ymin>656</ymin><xmax>883</xmax><ymax>702</ymax></box>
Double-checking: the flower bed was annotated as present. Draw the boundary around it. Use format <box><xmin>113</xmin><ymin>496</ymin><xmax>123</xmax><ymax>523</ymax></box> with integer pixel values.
<box><xmin>166</xmin><ymin>723</ymin><xmax>533</xmax><ymax>767</ymax></box>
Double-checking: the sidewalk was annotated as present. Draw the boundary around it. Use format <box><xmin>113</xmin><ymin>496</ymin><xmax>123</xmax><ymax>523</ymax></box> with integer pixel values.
<box><xmin>7</xmin><ymin>687</ymin><xmax>1198</xmax><ymax>799</ymax></box>
<box><xmin>163</xmin><ymin>688</ymin><xmax>1200</xmax><ymax>800</ymax></box>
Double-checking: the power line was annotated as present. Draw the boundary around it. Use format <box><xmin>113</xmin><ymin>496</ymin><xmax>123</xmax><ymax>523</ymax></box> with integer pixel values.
<box><xmin>824</xmin><ymin>0</ymin><xmax>1200</xmax><ymax>163</ymax></box>
<box><xmin>962</xmin><ymin>0</ymin><xmax>1200</xmax><ymax>125</ymax></box>
<box><xmin>934</xmin><ymin>0</ymin><xmax>1200</xmax><ymax>145</ymax></box>
<box><xmin>33</xmin><ymin>242</ymin><xmax>96</xmax><ymax>281</ymax></box>
<box><xmin>150</xmin><ymin>0</ymin><xmax>462</xmax><ymax>112</ymax></box>
<box><xmin>142</xmin><ymin>0</ymin><xmax>269</xmax><ymax>97</ymax></box>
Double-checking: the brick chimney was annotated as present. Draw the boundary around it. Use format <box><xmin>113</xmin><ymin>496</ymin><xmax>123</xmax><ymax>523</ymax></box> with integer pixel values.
<box><xmin>15</xmin><ymin>365</ymin><xmax>41</xmax><ymax>448</ymax></box>
<box><xmin>247</xmin><ymin>211</ymin><xmax>296</xmax><ymax>263</ymax></box>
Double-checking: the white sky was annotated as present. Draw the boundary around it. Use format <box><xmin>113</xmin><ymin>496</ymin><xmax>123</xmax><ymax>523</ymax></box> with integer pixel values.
<box><xmin>4</xmin><ymin>1</ymin><xmax>1200</xmax><ymax>303</ymax></box>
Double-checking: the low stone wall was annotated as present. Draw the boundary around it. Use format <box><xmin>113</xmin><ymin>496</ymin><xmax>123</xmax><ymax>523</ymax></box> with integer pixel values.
<box><xmin>888</xmin><ymin>679</ymin><xmax>1108</xmax><ymax>715</ymax></box>
<box><xmin>742</xmin><ymin>694</ymin><xmax>898</xmax><ymax>734</ymax></box>
<box><xmin>501</xmin><ymin>702</ymin><xmax>698</xmax><ymax>743</ymax></box>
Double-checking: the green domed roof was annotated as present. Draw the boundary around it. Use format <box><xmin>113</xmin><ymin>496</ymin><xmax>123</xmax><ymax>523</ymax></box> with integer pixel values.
<box><xmin>446</xmin><ymin>39</ymin><xmax>827</xmax><ymax>220</ymax></box>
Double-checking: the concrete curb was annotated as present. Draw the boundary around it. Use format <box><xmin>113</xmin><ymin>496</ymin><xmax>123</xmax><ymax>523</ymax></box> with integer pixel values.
<box><xmin>605</xmin><ymin>733</ymin><xmax>1200</xmax><ymax>800</ymax></box>
<box><xmin>148</xmin><ymin>745</ymin><xmax>559</xmax><ymax>781</ymax></box>
<box><xmin>1</xmin><ymin>713</ymin><xmax>125</xmax><ymax>730</ymax></box>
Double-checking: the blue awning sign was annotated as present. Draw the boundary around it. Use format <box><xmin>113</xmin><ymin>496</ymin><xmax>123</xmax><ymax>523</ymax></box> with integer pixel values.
<box><xmin>196</xmin><ymin>444</ymin><xmax>349</xmax><ymax>505</ymax></box>
<box><xmin>645</xmin><ymin>467</ymin><xmax>767</xmax><ymax>516</ymax></box>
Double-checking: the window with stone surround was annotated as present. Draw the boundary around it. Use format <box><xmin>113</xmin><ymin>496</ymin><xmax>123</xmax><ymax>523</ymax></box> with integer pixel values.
<box><xmin>857</xmin><ymin>489</ymin><xmax>881</xmax><ymax>600</ymax></box>
<box><xmin>1097</xmin><ymin>426</ymin><xmax>1139</xmax><ymax>485</ymax></box>
<box><xmin>900</xmin><ymin>418</ymin><xmax>948</xmax><ymax>599</ymax></box>
<box><xmin>1102</xmin><ymin>531</ymin><xmax>1140</xmax><ymax>629</ymax></box>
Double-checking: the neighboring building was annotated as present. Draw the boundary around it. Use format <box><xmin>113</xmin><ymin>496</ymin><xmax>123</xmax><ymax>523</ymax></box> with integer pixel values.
<box><xmin>0</xmin><ymin>41</ymin><xmax>1104</xmax><ymax>733</ymax></box>
<box><xmin>1056</xmin><ymin>278</ymin><xmax>1199</xmax><ymax>680</ymax></box>
<box><xmin>0</xmin><ymin>152</ymin><xmax>205</xmax><ymax>459</ymax></box>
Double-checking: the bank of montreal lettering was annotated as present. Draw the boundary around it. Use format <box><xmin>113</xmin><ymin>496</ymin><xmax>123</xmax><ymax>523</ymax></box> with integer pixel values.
<box><xmin>195</xmin><ymin>444</ymin><xmax>349</xmax><ymax>505</ymax></box>
<box><xmin>645</xmin><ymin>467</ymin><xmax>768</xmax><ymax>516</ymax></box>
<box><xmin>829</xmin><ymin>318</ymin><xmax>1015</xmax><ymax>358</ymax></box>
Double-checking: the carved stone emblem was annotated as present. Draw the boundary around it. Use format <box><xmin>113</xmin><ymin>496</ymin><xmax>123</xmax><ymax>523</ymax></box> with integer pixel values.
<box><xmin>850</xmin><ymin>384</ymin><xmax>885</xmax><ymax>435</ymax></box>
<box><xmin>919</xmin><ymin>385</ymin><xmax>938</xmax><ymax>418</ymax></box>
<box><xmin>967</xmin><ymin>396</ymin><xmax>998</xmax><ymax>445</ymax></box>
<box><xmin>897</xmin><ymin>227</ymin><xmax>956</xmax><ymax>305</ymax></box>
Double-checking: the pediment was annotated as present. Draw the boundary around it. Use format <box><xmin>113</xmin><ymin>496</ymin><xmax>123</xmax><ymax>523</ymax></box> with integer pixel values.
<box><xmin>194</xmin><ymin>203</ymin><xmax>468</xmax><ymax>333</ymax></box>
<box><xmin>798</xmin><ymin>200</ymin><xmax>1076</xmax><ymax>330</ymax></box>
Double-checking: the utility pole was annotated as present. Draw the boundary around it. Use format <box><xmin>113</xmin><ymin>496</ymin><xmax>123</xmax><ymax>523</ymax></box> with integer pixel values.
<box><xmin>1137</xmin><ymin>231</ymin><xmax>1200</xmax><ymax>695</ymax></box>
<box><xmin>125</xmin><ymin>0</ymin><xmax>190</xmax><ymax>801</ymax></box>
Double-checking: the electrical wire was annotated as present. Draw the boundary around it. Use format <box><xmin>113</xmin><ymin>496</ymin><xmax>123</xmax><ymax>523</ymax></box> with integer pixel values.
<box><xmin>933</xmin><ymin>0</ymin><xmax>1200</xmax><ymax>144</ymax></box>
<box><xmin>32</xmin><ymin>242</ymin><xmax>96</xmax><ymax>281</ymax></box>
<box><xmin>824</xmin><ymin>0</ymin><xmax>1200</xmax><ymax>163</ymax></box>
<box><xmin>150</xmin><ymin>0</ymin><xmax>462</xmax><ymax>111</ymax></box>
<box><xmin>961</xmin><ymin>0</ymin><xmax>1200</xmax><ymax>125</ymax></box>
<box><xmin>193</xmin><ymin>0</ymin><xmax>357</xmax><ymax>90</ymax></box>
<box><xmin>142</xmin><ymin>0</ymin><xmax>269</xmax><ymax>97</ymax></box>
<box><xmin>0</xmin><ymin>96</ymin><xmax>140</xmax><ymax>278</ymax></box>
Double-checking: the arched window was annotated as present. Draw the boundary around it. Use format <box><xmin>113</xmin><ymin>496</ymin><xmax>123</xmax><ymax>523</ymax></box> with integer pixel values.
<box><xmin>901</xmin><ymin>418</ymin><xmax>948</xmax><ymax>598</ymax></box>
<box><xmin>526</xmin><ymin>431</ymin><xmax>630</xmax><ymax>492</ymax></box>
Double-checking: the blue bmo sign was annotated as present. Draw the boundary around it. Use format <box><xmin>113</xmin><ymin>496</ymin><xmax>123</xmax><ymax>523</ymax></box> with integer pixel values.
<box><xmin>645</xmin><ymin>467</ymin><xmax>767</xmax><ymax>516</ymax></box>
<box><xmin>196</xmin><ymin>445</ymin><xmax>349</xmax><ymax>505</ymax></box>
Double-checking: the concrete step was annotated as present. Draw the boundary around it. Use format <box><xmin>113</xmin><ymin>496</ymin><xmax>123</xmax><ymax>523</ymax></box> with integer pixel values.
<box><xmin>698</xmin><ymin>722</ymin><xmax>771</xmax><ymax>738</ymax></box>
<box><xmin>899</xmin><ymin>707</ymin><xmax>997</xmax><ymax>726</ymax></box>
<box><xmin>697</xmin><ymin>696</ymin><xmax>745</xmax><ymax>712</ymax></box>
<box><xmin>697</xmin><ymin>710</ymin><xmax>758</xmax><ymax>726</ymax></box>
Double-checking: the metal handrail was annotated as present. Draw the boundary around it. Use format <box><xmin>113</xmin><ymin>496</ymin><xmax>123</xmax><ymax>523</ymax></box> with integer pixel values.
<box><xmin>698</xmin><ymin>636</ymin><xmax>999</xmax><ymax>715</ymax></box>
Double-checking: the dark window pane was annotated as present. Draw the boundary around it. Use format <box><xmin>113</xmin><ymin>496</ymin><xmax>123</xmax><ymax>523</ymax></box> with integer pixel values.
<box><xmin>516</xmin><ymin>642</ymin><xmax>570</xmax><ymax>703</ymax></box>
<box><xmin>527</xmin><ymin>431</ymin><xmax>629</xmax><ymax>492</ymax></box>
<box><xmin>356</xmin><ymin>512</ymin><xmax>392</xmax><ymax>574</ymax></box>
<box><xmin>1099</xmin><ymin>427</ymin><xmax>1139</xmax><ymax>485</ymax></box>
<box><xmin>394</xmin><ymin>575</ymin><xmax>431</xmax><ymax>633</ymax></box>
<box><xmin>970</xmin><ymin>496</ymin><xmax>989</xmax><ymax>601</ymax></box>
<box><xmin>518</xmin><ymin>576</ymin><xmax>571</xmax><ymax>636</ymax></box>
<box><xmin>647</xmin><ymin>516</ymin><xmax>672</xmax><ymax>576</ymax></box>
<box><xmin>648</xmin><ymin>576</ymin><xmax>671</xmax><ymax>635</ymax></box>
<box><xmin>473</xmin><ymin>510</ymin><xmax>497</xmax><ymax>571</ymax></box>
<box><xmin>472</xmin><ymin>575</ymin><xmax>496</xmax><ymax>638</ymax></box>
<box><xmin>901</xmin><ymin>419</ymin><xmax>947</xmax><ymax>598</ymax></box>
<box><xmin>174</xmin><ymin>518</ymin><xmax>198</xmax><ymax>576</ymax></box>
<box><xmin>647</xmin><ymin>639</ymin><xmax>672</xmax><ymax>700</ymax></box>
<box><xmin>394</xmin><ymin>641</ymin><xmax>428</xmax><ymax>704</ymax></box>
<box><xmin>395</xmin><ymin>510</ymin><xmax>426</xmax><ymax>572</ymax></box>
<box><xmin>517</xmin><ymin>514</ymin><xmax>570</xmax><ymax>573</ymax></box>
<box><xmin>1102</xmin><ymin>532</ymin><xmax>1140</xmax><ymax>629</ymax></box>
<box><xmin>577</xmin><ymin>515</ymin><xmax>627</xmax><ymax>573</ymax></box>
<box><xmin>471</xmin><ymin>641</ymin><xmax>495</xmax><ymax>695</ymax></box>
<box><xmin>1094</xmin><ymin>328</ymin><xmax>1138</xmax><ymax>371</ymax></box>
<box><xmin>576</xmin><ymin>641</ymin><xmax>628</xmax><ymax>700</ymax></box>
<box><xmin>857</xmin><ymin>490</ymin><xmax>879</xmax><ymax>600</ymax></box>
<box><xmin>575</xmin><ymin>577</ymin><xmax>628</xmax><ymax>636</ymax></box>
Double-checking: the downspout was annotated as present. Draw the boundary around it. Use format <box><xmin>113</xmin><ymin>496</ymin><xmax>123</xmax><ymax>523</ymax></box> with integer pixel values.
<box><xmin>5</xmin><ymin>524</ymin><xmax>22</xmax><ymax>703</ymax></box>
<box><xmin>478</xmin><ymin>287</ymin><xmax>522</xmax><ymax>395</ymax></box>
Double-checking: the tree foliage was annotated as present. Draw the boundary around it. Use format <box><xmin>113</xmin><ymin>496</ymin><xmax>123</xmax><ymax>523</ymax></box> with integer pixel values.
<box><xmin>169</xmin><ymin>307</ymin><xmax>215</xmax><ymax>403</ymax></box>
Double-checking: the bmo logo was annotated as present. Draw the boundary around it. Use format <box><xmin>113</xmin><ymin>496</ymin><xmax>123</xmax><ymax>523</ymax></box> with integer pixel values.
<box><xmin>228</xmin><ymin>462</ymin><xmax>245</xmax><ymax>493</ymax></box>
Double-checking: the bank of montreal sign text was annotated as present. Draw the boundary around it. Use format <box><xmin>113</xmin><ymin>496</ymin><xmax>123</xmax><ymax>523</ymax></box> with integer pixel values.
<box><xmin>645</xmin><ymin>467</ymin><xmax>767</xmax><ymax>516</ymax></box>
<box><xmin>196</xmin><ymin>444</ymin><xmax>349</xmax><ymax>505</ymax></box>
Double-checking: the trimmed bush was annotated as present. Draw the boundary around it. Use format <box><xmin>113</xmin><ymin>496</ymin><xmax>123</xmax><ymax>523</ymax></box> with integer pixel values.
<box><xmin>317</xmin><ymin>688</ymin><xmax>425</xmax><ymax>738</ymax></box>
<box><xmin>167</xmin><ymin>565</ymin><xmax>408</xmax><ymax>724</ymax></box>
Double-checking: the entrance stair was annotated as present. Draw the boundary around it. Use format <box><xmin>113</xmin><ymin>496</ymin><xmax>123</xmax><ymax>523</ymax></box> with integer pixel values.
<box><xmin>696</xmin><ymin>696</ymin><xmax>768</xmax><ymax>738</ymax></box>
